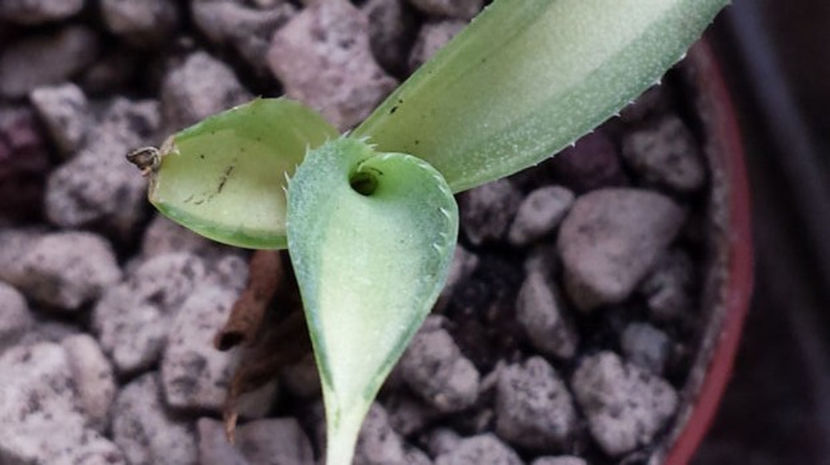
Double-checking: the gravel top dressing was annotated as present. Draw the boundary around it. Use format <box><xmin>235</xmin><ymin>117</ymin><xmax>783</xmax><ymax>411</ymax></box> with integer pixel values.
<box><xmin>0</xmin><ymin>1</ymin><xmax>716</xmax><ymax>464</ymax></box>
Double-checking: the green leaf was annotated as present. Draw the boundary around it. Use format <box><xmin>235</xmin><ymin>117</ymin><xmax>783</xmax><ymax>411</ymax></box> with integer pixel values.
<box><xmin>286</xmin><ymin>138</ymin><xmax>458</xmax><ymax>465</ymax></box>
<box><xmin>148</xmin><ymin>98</ymin><xmax>338</xmax><ymax>249</ymax></box>
<box><xmin>353</xmin><ymin>0</ymin><xmax>728</xmax><ymax>192</ymax></box>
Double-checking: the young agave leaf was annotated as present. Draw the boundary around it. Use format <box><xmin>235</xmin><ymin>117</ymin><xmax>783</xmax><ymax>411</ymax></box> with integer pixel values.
<box><xmin>353</xmin><ymin>0</ymin><xmax>729</xmax><ymax>192</ymax></box>
<box><xmin>286</xmin><ymin>138</ymin><xmax>458</xmax><ymax>465</ymax></box>
<box><xmin>148</xmin><ymin>98</ymin><xmax>338</xmax><ymax>249</ymax></box>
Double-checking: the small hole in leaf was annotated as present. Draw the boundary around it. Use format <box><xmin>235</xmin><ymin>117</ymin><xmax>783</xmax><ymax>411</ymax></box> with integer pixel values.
<box><xmin>350</xmin><ymin>171</ymin><xmax>378</xmax><ymax>196</ymax></box>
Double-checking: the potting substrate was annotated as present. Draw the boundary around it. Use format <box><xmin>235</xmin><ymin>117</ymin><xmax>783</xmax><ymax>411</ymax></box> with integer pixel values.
<box><xmin>0</xmin><ymin>1</ymin><xmax>742</xmax><ymax>464</ymax></box>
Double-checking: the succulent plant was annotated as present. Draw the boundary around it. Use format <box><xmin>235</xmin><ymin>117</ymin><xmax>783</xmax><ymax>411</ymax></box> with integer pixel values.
<box><xmin>130</xmin><ymin>1</ymin><xmax>728</xmax><ymax>463</ymax></box>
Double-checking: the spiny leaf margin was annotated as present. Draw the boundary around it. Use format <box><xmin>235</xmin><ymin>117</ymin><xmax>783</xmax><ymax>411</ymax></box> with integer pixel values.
<box><xmin>354</xmin><ymin>0</ymin><xmax>729</xmax><ymax>192</ymax></box>
<box><xmin>149</xmin><ymin>98</ymin><xmax>338</xmax><ymax>249</ymax></box>
<box><xmin>286</xmin><ymin>138</ymin><xmax>458</xmax><ymax>465</ymax></box>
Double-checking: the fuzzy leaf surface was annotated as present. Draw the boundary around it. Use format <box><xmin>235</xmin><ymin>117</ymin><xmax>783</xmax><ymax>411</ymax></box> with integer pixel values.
<box><xmin>286</xmin><ymin>138</ymin><xmax>458</xmax><ymax>465</ymax></box>
<box><xmin>353</xmin><ymin>0</ymin><xmax>728</xmax><ymax>192</ymax></box>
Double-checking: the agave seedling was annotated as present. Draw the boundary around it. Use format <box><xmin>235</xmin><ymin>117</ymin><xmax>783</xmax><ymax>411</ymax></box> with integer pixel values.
<box><xmin>131</xmin><ymin>1</ymin><xmax>728</xmax><ymax>464</ymax></box>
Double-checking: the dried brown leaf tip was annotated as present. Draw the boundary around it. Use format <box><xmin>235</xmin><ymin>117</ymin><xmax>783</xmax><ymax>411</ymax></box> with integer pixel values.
<box><xmin>216</xmin><ymin>250</ymin><xmax>312</xmax><ymax>442</ymax></box>
<box><xmin>215</xmin><ymin>250</ymin><xmax>285</xmax><ymax>351</ymax></box>
<box><xmin>125</xmin><ymin>146</ymin><xmax>160</xmax><ymax>177</ymax></box>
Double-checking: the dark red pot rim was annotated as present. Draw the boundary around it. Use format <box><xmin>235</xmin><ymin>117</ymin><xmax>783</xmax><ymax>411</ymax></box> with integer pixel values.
<box><xmin>660</xmin><ymin>39</ymin><xmax>754</xmax><ymax>465</ymax></box>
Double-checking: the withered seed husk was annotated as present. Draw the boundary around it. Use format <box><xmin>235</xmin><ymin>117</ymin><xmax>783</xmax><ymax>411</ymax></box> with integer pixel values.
<box><xmin>215</xmin><ymin>250</ymin><xmax>284</xmax><ymax>351</ymax></box>
<box><xmin>216</xmin><ymin>250</ymin><xmax>312</xmax><ymax>441</ymax></box>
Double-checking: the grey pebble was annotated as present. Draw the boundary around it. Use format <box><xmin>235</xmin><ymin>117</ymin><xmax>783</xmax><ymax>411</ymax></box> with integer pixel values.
<box><xmin>29</xmin><ymin>82</ymin><xmax>90</xmax><ymax>156</ymax></box>
<box><xmin>384</xmin><ymin>391</ymin><xmax>440</xmax><ymax>436</ymax></box>
<box><xmin>162</xmin><ymin>284</ymin><xmax>277</xmax><ymax>417</ymax></box>
<box><xmin>531</xmin><ymin>457</ymin><xmax>587</xmax><ymax>465</ymax></box>
<box><xmin>427</xmin><ymin>427</ymin><xmax>462</xmax><ymax>458</ymax></box>
<box><xmin>516</xmin><ymin>271</ymin><xmax>579</xmax><ymax>360</ymax></box>
<box><xmin>354</xmin><ymin>403</ymin><xmax>409</xmax><ymax>465</ymax></box>
<box><xmin>93</xmin><ymin>253</ymin><xmax>207</xmax><ymax>373</ymax></box>
<box><xmin>267</xmin><ymin>0</ymin><xmax>398</xmax><ymax>130</ymax></box>
<box><xmin>196</xmin><ymin>417</ymin><xmax>251</xmax><ymax>465</ymax></box>
<box><xmin>0</xmin><ymin>86</ymin><xmax>51</xmax><ymax>220</ymax></box>
<box><xmin>112</xmin><ymin>373</ymin><xmax>198</xmax><ymax>465</ymax></box>
<box><xmin>0</xmin><ymin>0</ymin><xmax>84</xmax><ymax>25</ymax></box>
<box><xmin>558</xmin><ymin>188</ymin><xmax>686</xmax><ymax>311</ymax></box>
<box><xmin>0</xmin><ymin>231</ymin><xmax>121</xmax><ymax>311</ymax></box>
<box><xmin>161</xmin><ymin>51</ymin><xmax>252</xmax><ymax>131</ymax></box>
<box><xmin>551</xmin><ymin>130</ymin><xmax>627</xmax><ymax>194</ymax></box>
<box><xmin>459</xmin><ymin>179</ymin><xmax>522</xmax><ymax>246</ymax></box>
<box><xmin>571</xmin><ymin>351</ymin><xmax>678</xmax><ymax>457</ymax></box>
<box><xmin>207</xmin><ymin>253</ymin><xmax>251</xmax><ymax>294</ymax></box>
<box><xmin>140</xmin><ymin>214</ymin><xmax>232</xmax><ymax>264</ymax></box>
<box><xmin>80</xmin><ymin>51</ymin><xmax>140</xmax><ymax>95</ymax></box>
<box><xmin>61</xmin><ymin>334</ymin><xmax>117</xmax><ymax>432</ymax></box>
<box><xmin>0</xmin><ymin>282</ymin><xmax>33</xmax><ymax>352</ymax></box>
<box><xmin>198</xmin><ymin>418</ymin><xmax>248</xmax><ymax>465</ymax></box>
<box><xmin>250</xmin><ymin>0</ymin><xmax>290</xmax><ymax>6</ymax></box>
<box><xmin>621</xmin><ymin>115</ymin><xmax>706</xmax><ymax>193</ymax></box>
<box><xmin>101</xmin><ymin>0</ymin><xmax>180</xmax><ymax>47</ymax></box>
<box><xmin>407</xmin><ymin>447</ymin><xmax>435</xmax><ymax>465</ymax></box>
<box><xmin>0</xmin><ymin>25</ymin><xmax>99</xmax><ymax>98</ymax></box>
<box><xmin>619</xmin><ymin>85</ymin><xmax>673</xmax><ymax>124</ymax></box>
<box><xmin>45</xmin><ymin>97</ymin><xmax>161</xmax><ymax>239</ymax></box>
<box><xmin>198</xmin><ymin>417</ymin><xmax>314</xmax><ymax>465</ymax></box>
<box><xmin>236</xmin><ymin>417</ymin><xmax>315</xmax><ymax>465</ymax></box>
<box><xmin>639</xmin><ymin>249</ymin><xmax>695</xmax><ymax>322</ymax></box>
<box><xmin>192</xmin><ymin>0</ymin><xmax>296</xmax><ymax>74</ymax></box>
<box><xmin>399</xmin><ymin>317</ymin><xmax>480</xmax><ymax>413</ymax></box>
<box><xmin>16</xmin><ymin>319</ymin><xmax>82</xmax><ymax>347</ymax></box>
<box><xmin>0</xmin><ymin>227</ymin><xmax>45</xmax><ymax>272</ymax></box>
<box><xmin>495</xmin><ymin>357</ymin><xmax>578</xmax><ymax>452</ymax></box>
<box><xmin>0</xmin><ymin>343</ymin><xmax>126</xmax><ymax>465</ymax></box>
<box><xmin>362</xmin><ymin>0</ymin><xmax>416</xmax><ymax>74</ymax></box>
<box><xmin>435</xmin><ymin>244</ymin><xmax>479</xmax><ymax>312</ymax></box>
<box><xmin>620</xmin><ymin>322</ymin><xmax>671</xmax><ymax>375</ymax></box>
<box><xmin>434</xmin><ymin>434</ymin><xmax>523</xmax><ymax>465</ymax></box>
<box><xmin>508</xmin><ymin>186</ymin><xmax>574</xmax><ymax>246</ymax></box>
<box><xmin>523</xmin><ymin>242</ymin><xmax>558</xmax><ymax>278</ymax></box>
<box><xmin>408</xmin><ymin>19</ymin><xmax>466</xmax><ymax>73</ymax></box>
